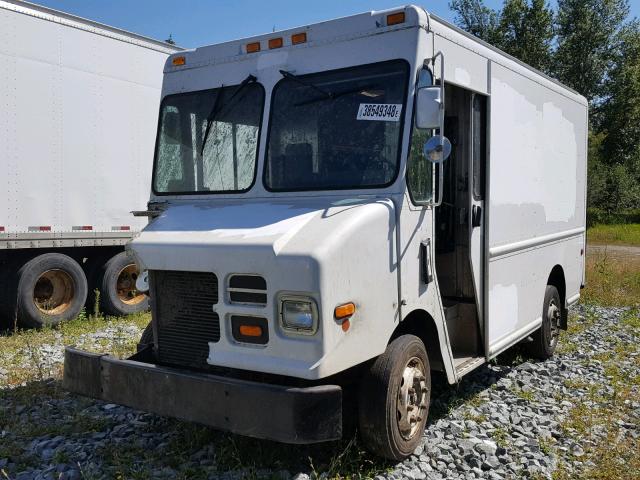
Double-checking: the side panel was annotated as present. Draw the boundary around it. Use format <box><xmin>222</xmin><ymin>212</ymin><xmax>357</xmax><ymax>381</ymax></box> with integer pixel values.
<box><xmin>0</xmin><ymin>6</ymin><xmax>167</xmax><ymax>238</ymax></box>
<box><xmin>486</xmin><ymin>62</ymin><xmax>587</xmax><ymax>353</ymax></box>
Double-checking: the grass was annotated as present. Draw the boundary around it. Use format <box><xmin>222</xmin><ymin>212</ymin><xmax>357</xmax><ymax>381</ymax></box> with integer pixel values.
<box><xmin>587</xmin><ymin>223</ymin><xmax>640</xmax><ymax>246</ymax></box>
<box><xmin>0</xmin><ymin>311</ymin><xmax>150</xmax><ymax>388</ymax></box>
<box><xmin>582</xmin><ymin>249</ymin><xmax>640</xmax><ymax>306</ymax></box>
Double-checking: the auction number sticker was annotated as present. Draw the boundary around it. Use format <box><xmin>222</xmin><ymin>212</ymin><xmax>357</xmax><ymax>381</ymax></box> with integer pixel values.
<box><xmin>357</xmin><ymin>103</ymin><xmax>402</xmax><ymax>122</ymax></box>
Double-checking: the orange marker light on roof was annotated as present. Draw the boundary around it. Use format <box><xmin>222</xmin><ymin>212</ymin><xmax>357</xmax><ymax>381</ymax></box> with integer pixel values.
<box><xmin>387</xmin><ymin>12</ymin><xmax>405</xmax><ymax>26</ymax></box>
<box><xmin>246</xmin><ymin>42</ymin><xmax>261</xmax><ymax>53</ymax></box>
<box><xmin>268</xmin><ymin>37</ymin><xmax>283</xmax><ymax>49</ymax></box>
<box><xmin>291</xmin><ymin>32</ymin><xmax>307</xmax><ymax>45</ymax></box>
<box><xmin>334</xmin><ymin>302</ymin><xmax>356</xmax><ymax>320</ymax></box>
<box><xmin>172</xmin><ymin>56</ymin><xmax>186</xmax><ymax>66</ymax></box>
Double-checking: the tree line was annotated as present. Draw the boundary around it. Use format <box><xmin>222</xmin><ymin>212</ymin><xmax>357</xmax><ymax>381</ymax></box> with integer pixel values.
<box><xmin>451</xmin><ymin>0</ymin><xmax>640</xmax><ymax>221</ymax></box>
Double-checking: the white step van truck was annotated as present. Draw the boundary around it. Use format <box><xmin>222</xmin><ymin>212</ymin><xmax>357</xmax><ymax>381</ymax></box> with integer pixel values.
<box><xmin>0</xmin><ymin>1</ymin><xmax>180</xmax><ymax>328</ymax></box>
<box><xmin>64</xmin><ymin>5</ymin><xmax>587</xmax><ymax>459</ymax></box>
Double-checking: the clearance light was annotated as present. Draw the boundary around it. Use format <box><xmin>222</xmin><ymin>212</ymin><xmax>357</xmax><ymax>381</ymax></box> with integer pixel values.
<box><xmin>334</xmin><ymin>302</ymin><xmax>356</xmax><ymax>320</ymax></box>
<box><xmin>387</xmin><ymin>12</ymin><xmax>405</xmax><ymax>26</ymax></box>
<box><xmin>172</xmin><ymin>56</ymin><xmax>186</xmax><ymax>66</ymax></box>
<box><xmin>291</xmin><ymin>32</ymin><xmax>307</xmax><ymax>45</ymax></box>
<box><xmin>246</xmin><ymin>42</ymin><xmax>261</xmax><ymax>53</ymax></box>
<box><xmin>268</xmin><ymin>37</ymin><xmax>283</xmax><ymax>49</ymax></box>
<box><xmin>239</xmin><ymin>325</ymin><xmax>263</xmax><ymax>337</ymax></box>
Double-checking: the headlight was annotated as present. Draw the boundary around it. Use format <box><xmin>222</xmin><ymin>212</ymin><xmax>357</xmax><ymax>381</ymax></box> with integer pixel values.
<box><xmin>280</xmin><ymin>296</ymin><xmax>318</xmax><ymax>335</ymax></box>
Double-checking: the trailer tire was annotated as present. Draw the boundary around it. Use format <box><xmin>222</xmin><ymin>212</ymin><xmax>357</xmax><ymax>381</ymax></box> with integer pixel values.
<box><xmin>98</xmin><ymin>252</ymin><xmax>148</xmax><ymax>316</ymax></box>
<box><xmin>526</xmin><ymin>285</ymin><xmax>561</xmax><ymax>360</ymax></box>
<box><xmin>358</xmin><ymin>334</ymin><xmax>430</xmax><ymax>461</ymax></box>
<box><xmin>16</xmin><ymin>253</ymin><xmax>88</xmax><ymax>328</ymax></box>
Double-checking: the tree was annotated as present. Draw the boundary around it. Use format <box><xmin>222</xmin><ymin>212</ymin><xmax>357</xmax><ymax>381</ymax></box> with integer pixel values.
<box><xmin>498</xmin><ymin>0</ymin><xmax>554</xmax><ymax>72</ymax></box>
<box><xmin>601</xmin><ymin>22</ymin><xmax>640</xmax><ymax>166</ymax></box>
<box><xmin>450</xmin><ymin>0</ymin><xmax>554</xmax><ymax>73</ymax></box>
<box><xmin>449</xmin><ymin>0</ymin><xmax>501</xmax><ymax>44</ymax></box>
<box><xmin>553</xmin><ymin>0</ymin><xmax>630</xmax><ymax>103</ymax></box>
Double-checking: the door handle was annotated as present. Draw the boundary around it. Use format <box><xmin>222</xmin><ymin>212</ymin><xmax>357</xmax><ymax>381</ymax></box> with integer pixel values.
<box><xmin>472</xmin><ymin>205</ymin><xmax>482</xmax><ymax>227</ymax></box>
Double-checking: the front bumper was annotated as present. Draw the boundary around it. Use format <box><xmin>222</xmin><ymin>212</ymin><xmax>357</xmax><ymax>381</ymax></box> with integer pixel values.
<box><xmin>63</xmin><ymin>347</ymin><xmax>342</xmax><ymax>444</ymax></box>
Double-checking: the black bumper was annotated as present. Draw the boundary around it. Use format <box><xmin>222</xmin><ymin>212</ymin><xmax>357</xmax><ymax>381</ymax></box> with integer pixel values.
<box><xmin>63</xmin><ymin>347</ymin><xmax>342</xmax><ymax>444</ymax></box>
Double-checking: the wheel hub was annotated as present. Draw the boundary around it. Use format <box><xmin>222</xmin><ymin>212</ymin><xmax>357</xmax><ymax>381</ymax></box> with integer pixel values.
<box><xmin>397</xmin><ymin>356</ymin><xmax>429</xmax><ymax>440</ymax></box>
<box><xmin>33</xmin><ymin>269</ymin><xmax>74</xmax><ymax>315</ymax></box>
<box><xmin>547</xmin><ymin>299</ymin><xmax>561</xmax><ymax>348</ymax></box>
<box><xmin>116</xmin><ymin>264</ymin><xmax>146</xmax><ymax>306</ymax></box>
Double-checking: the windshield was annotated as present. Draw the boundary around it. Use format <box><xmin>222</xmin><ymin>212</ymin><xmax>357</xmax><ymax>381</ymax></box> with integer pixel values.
<box><xmin>265</xmin><ymin>60</ymin><xmax>409</xmax><ymax>191</ymax></box>
<box><xmin>153</xmin><ymin>83</ymin><xmax>264</xmax><ymax>194</ymax></box>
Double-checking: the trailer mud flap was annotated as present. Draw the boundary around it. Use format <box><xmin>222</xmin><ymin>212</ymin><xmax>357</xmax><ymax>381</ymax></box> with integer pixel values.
<box><xmin>63</xmin><ymin>347</ymin><xmax>342</xmax><ymax>444</ymax></box>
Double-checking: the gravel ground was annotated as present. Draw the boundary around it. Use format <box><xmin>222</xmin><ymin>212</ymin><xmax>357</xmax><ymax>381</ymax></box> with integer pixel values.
<box><xmin>0</xmin><ymin>305</ymin><xmax>638</xmax><ymax>480</ymax></box>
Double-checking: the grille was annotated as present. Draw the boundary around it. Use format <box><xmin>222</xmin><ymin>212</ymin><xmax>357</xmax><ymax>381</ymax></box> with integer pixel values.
<box><xmin>151</xmin><ymin>270</ymin><xmax>220</xmax><ymax>369</ymax></box>
<box><xmin>228</xmin><ymin>274</ymin><xmax>267</xmax><ymax>305</ymax></box>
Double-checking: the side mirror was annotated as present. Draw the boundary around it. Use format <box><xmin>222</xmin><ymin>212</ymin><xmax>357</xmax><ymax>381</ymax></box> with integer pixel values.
<box><xmin>423</xmin><ymin>135</ymin><xmax>451</xmax><ymax>163</ymax></box>
<box><xmin>415</xmin><ymin>86</ymin><xmax>442</xmax><ymax>130</ymax></box>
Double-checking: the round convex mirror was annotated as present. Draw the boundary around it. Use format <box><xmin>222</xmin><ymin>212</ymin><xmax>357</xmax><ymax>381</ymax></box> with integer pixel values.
<box><xmin>423</xmin><ymin>135</ymin><xmax>452</xmax><ymax>163</ymax></box>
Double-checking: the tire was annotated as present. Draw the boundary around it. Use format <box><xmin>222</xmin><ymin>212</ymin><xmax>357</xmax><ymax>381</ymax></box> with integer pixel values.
<box><xmin>358</xmin><ymin>334</ymin><xmax>431</xmax><ymax>461</ymax></box>
<box><xmin>137</xmin><ymin>322</ymin><xmax>154</xmax><ymax>352</ymax></box>
<box><xmin>15</xmin><ymin>253</ymin><xmax>88</xmax><ymax>328</ymax></box>
<box><xmin>98</xmin><ymin>252</ymin><xmax>149</xmax><ymax>316</ymax></box>
<box><xmin>526</xmin><ymin>285</ymin><xmax>561</xmax><ymax>360</ymax></box>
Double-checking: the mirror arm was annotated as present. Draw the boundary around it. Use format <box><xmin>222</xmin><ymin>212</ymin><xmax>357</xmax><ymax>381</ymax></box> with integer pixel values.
<box><xmin>431</xmin><ymin>51</ymin><xmax>445</xmax><ymax>207</ymax></box>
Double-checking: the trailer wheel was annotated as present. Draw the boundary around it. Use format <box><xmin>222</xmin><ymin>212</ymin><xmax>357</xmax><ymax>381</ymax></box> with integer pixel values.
<box><xmin>358</xmin><ymin>334</ymin><xmax>430</xmax><ymax>461</ymax></box>
<box><xmin>16</xmin><ymin>253</ymin><xmax>88</xmax><ymax>328</ymax></box>
<box><xmin>99</xmin><ymin>252</ymin><xmax>148</xmax><ymax>316</ymax></box>
<box><xmin>526</xmin><ymin>285</ymin><xmax>561</xmax><ymax>360</ymax></box>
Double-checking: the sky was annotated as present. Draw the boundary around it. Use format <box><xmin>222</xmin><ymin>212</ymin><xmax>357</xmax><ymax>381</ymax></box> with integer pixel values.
<box><xmin>29</xmin><ymin>0</ymin><xmax>640</xmax><ymax>48</ymax></box>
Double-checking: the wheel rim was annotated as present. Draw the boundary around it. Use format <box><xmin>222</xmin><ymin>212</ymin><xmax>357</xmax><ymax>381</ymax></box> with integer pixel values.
<box><xmin>396</xmin><ymin>356</ymin><xmax>429</xmax><ymax>440</ymax></box>
<box><xmin>547</xmin><ymin>298</ymin><xmax>561</xmax><ymax>349</ymax></box>
<box><xmin>33</xmin><ymin>269</ymin><xmax>75</xmax><ymax>315</ymax></box>
<box><xmin>116</xmin><ymin>264</ymin><xmax>146</xmax><ymax>306</ymax></box>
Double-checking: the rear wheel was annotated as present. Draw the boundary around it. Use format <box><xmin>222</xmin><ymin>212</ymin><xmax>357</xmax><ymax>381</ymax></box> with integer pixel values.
<box><xmin>526</xmin><ymin>285</ymin><xmax>561</xmax><ymax>360</ymax></box>
<box><xmin>16</xmin><ymin>253</ymin><xmax>88</xmax><ymax>328</ymax></box>
<box><xmin>99</xmin><ymin>252</ymin><xmax>148</xmax><ymax>316</ymax></box>
<box><xmin>358</xmin><ymin>334</ymin><xmax>430</xmax><ymax>460</ymax></box>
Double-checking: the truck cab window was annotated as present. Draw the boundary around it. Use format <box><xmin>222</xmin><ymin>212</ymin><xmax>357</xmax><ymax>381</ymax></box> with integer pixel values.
<box><xmin>153</xmin><ymin>83</ymin><xmax>264</xmax><ymax>194</ymax></box>
<box><xmin>407</xmin><ymin>67</ymin><xmax>434</xmax><ymax>204</ymax></box>
<box><xmin>265</xmin><ymin>61</ymin><xmax>409</xmax><ymax>191</ymax></box>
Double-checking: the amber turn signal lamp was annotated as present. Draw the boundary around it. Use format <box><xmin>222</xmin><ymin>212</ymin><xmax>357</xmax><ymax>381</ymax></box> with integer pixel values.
<box><xmin>239</xmin><ymin>325</ymin><xmax>263</xmax><ymax>337</ymax></box>
<box><xmin>387</xmin><ymin>12</ymin><xmax>405</xmax><ymax>26</ymax></box>
<box><xmin>246</xmin><ymin>42</ymin><xmax>261</xmax><ymax>53</ymax></box>
<box><xmin>334</xmin><ymin>302</ymin><xmax>356</xmax><ymax>320</ymax></box>
<box><xmin>291</xmin><ymin>32</ymin><xmax>307</xmax><ymax>45</ymax></box>
<box><xmin>172</xmin><ymin>56</ymin><xmax>186</xmax><ymax>66</ymax></box>
<box><xmin>268</xmin><ymin>37</ymin><xmax>283</xmax><ymax>49</ymax></box>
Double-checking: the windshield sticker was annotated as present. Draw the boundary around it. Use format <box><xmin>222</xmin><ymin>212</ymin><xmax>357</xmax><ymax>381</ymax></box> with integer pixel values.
<box><xmin>357</xmin><ymin>103</ymin><xmax>402</xmax><ymax>122</ymax></box>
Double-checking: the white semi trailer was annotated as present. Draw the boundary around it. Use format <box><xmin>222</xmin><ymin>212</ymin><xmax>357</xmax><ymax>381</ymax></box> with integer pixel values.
<box><xmin>64</xmin><ymin>5</ymin><xmax>588</xmax><ymax>460</ymax></box>
<box><xmin>0</xmin><ymin>1</ymin><xmax>180</xmax><ymax>328</ymax></box>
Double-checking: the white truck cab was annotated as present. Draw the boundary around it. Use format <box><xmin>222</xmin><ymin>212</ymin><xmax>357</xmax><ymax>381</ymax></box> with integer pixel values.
<box><xmin>64</xmin><ymin>5</ymin><xmax>587</xmax><ymax>460</ymax></box>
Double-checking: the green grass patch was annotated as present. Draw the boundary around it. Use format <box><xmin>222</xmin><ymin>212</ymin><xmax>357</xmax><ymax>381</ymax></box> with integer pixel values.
<box><xmin>587</xmin><ymin>223</ymin><xmax>640</xmax><ymax>246</ymax></box>
<box><xmin>582</xmin><ymin>251</ymin><xmax>640</xmax><ymax>306</ymax></box>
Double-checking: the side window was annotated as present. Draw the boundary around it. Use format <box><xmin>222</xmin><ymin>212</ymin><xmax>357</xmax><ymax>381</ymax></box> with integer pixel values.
<box><xmin>407</xmin><ymin>68</ymin><xmax>434</xmax><ymax>204</ymax></box>
<box><xmin>472</xmin><ymin>94</ymin><xmax>487</xmax><ymax>200</ymax></box>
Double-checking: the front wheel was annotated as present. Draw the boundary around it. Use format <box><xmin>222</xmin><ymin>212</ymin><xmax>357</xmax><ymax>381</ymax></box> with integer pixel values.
<box><xmin>358</xmin><ymin>334</ymin><xmax>430</xmax><ymax>460</ymax></box>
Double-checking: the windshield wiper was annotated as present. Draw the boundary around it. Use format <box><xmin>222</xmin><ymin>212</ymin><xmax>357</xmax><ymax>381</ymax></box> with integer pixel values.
<box><xmin>200</xmin><ymin>73</ymin><xmax>257</xmax><ymax>156</ymax></box>
<box><xmin>279</xmin><ymin>70</ymin><xmax>334</xmax><ymax>100</ymax></box>
<box><xmin>294</xmin><ymin>84</ymin><xmax>378</xmax><ymax>107</ymax></box>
